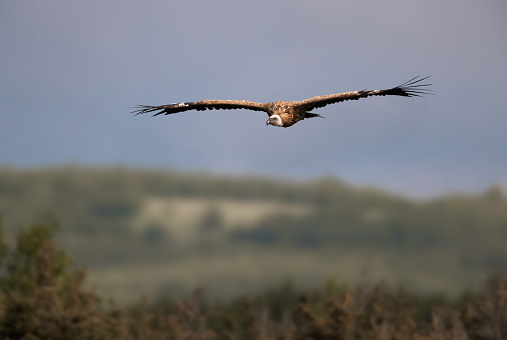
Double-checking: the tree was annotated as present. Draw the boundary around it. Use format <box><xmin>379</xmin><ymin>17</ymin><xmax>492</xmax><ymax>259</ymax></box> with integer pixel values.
<box><xmin>0</xmin><ymin>215</ymin><xmax>71</xmax><ymax>295</ymax></box>
<box><xmin>0</xmin><ymin>216</ymin><xmax>124</xmax><ymax>339</ymax></box>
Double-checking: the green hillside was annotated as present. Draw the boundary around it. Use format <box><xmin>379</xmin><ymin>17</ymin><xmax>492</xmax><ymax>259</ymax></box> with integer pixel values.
<box><xmin>0</xmin><ymin>166</ymin><xmax>505</xmax><ymax>304</ymax></box>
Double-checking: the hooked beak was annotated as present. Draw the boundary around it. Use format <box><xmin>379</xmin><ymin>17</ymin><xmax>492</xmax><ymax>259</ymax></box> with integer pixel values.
<box><xmin>266</xmin><ymin>119</ymin><xmax>270</xmax><ymax>126</ymax></box>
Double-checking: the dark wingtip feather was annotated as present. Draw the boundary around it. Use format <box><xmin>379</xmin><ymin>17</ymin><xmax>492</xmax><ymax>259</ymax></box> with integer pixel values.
<box><xmin>396</xmin><ymin>75</ymin><xmax>433</xmax><ymax>97</ymax></box>
<box><xmin>131</xmin><ymin>105</ymin><xmax>166</xmax><ymax>117</ymax></box>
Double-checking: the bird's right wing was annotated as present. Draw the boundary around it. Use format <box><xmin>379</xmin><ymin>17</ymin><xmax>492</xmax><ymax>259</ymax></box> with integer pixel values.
<box><xmin>132</xmin><ymin>99</ymin><xmax>268</xmax><ymax>117</ymax></box>
<box><xmin>296</xmin><ymin>76</ymin><xmax>432</xmax><ymax>112</ymax></box>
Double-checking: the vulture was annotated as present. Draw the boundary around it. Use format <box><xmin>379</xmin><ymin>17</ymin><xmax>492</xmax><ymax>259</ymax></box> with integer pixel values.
<box><xmin>132</xmin><ymin>76</ymin><xmax>431</xmax><ymax>128</ymax></box>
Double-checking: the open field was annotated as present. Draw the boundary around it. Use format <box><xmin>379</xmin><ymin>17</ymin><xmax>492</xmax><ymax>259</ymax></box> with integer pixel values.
<box><xmin>1</xmin><ymin>166</ymin><xmax>506</xmax><ymax>305</ymax></box>
<box><xmin>1</xmin><ymin>221</ymin><xmax>506</xmax><ymax>339</ymax></box>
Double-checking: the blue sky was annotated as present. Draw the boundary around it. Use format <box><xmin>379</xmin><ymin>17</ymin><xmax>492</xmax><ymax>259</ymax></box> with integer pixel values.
<box><xmin>1</xmin><ymin>1</ymin><xmax>506</xmax><ymax>197</ymax></box>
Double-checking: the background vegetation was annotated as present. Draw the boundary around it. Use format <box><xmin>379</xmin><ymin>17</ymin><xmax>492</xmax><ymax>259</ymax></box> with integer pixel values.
<box><xmin>0</xmin><ymin>166</ymin><xmax>506</xmax><ymax>306</ymax></box>
<box><xmin>0</xmin><ymin>217</ymin><xmax>506</xmax><ymax>339</ymax></box>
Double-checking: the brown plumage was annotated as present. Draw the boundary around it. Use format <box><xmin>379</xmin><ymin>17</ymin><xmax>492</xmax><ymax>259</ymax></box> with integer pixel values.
<box><xmin>132</xmin><ymin>76</ymin><xmax>431</xmax><ymax>128</ymax></box>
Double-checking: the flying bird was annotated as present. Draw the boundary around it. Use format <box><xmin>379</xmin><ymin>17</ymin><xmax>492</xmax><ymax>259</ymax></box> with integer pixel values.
<box><xmin>132</xmin><ymin>76</ymin><xmax>431</xmax><ymax>128</ymax></box>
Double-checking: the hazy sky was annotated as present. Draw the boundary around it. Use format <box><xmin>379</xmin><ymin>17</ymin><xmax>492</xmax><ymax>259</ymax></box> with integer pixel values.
<box><xmin>1</xmin><ymin>1</ymin><xmax>506</xmax><ymax>197</ymax></box>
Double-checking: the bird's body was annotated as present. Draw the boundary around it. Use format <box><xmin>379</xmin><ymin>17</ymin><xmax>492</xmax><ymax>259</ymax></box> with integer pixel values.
<box><xmin>133</xmin><ymin>76</ymin><xmax>431</xmax><ymax>128</ymax></box>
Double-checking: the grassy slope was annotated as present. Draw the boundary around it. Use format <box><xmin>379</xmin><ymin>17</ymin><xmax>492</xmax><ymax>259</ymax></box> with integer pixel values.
<box><xmin>0</xmin><ymin>166</ymin><xmax>506</xmax><ymax>304</ymax></box>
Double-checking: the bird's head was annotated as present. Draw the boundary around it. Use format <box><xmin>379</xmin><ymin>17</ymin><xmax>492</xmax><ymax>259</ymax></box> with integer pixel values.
<box><xmin>266</xmin><ymin>114</ymin><xmax>283</xmax><ymax>127</ymax></box>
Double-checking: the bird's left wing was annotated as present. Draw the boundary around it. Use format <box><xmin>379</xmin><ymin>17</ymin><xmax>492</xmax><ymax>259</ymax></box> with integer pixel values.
<box><xmin>295</xmin><ymin>76</ymin><xmax>432</xmax><ymax>112</ymax></box>
<box><xmin>132</xmin><ymin>99</ymin><xmax>268</xmax><ymax>117</ymax></box>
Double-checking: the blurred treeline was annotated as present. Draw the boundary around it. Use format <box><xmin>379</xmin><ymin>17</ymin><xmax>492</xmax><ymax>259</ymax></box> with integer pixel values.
<box><xmin>0</xmin><ymin>219</ymin><xmax>506</xmax><ymax>339</ymax></box>
<box><xmin>0</xmin><ymin>166</ymin><xmax>506</xmax><ymax>303</ymax></box>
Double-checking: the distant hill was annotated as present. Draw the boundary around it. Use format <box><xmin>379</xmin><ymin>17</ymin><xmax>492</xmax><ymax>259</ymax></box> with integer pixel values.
<box><xmin>0</xmin><ymin>166</ymin><xmax>506</xmax><ymax>304</ymax></box>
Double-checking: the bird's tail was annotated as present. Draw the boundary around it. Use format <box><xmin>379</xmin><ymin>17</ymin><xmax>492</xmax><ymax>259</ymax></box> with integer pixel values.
<box><xmin>305</xmin><ymin>112</ymin><xmax>325</xmax><ymax>119</ymax></box>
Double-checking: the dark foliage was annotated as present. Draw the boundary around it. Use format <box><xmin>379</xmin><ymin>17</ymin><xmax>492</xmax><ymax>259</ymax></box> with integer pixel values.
<box><xmin>0</xmin><ymin>218</ymin><xmax>506</xmax><ymax>339</ymax></box>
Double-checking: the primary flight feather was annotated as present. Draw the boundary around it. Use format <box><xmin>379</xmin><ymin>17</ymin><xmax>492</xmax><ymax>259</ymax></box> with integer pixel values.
<box><xmin>132</xmin><ymin>76</ymin><xmax>432</xmax><ymax>128</ymax></box>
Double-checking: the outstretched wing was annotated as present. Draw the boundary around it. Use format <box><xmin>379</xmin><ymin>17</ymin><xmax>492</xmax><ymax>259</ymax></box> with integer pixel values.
<box><xmin>296</xmin><ymin>76</ymin><xmax>432</xmax><ymax>112</ymax></box>
<box><xmin>132</xmin><ymin>99</ymin><xmax>268</xmax><ymax>117</ymax></box>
